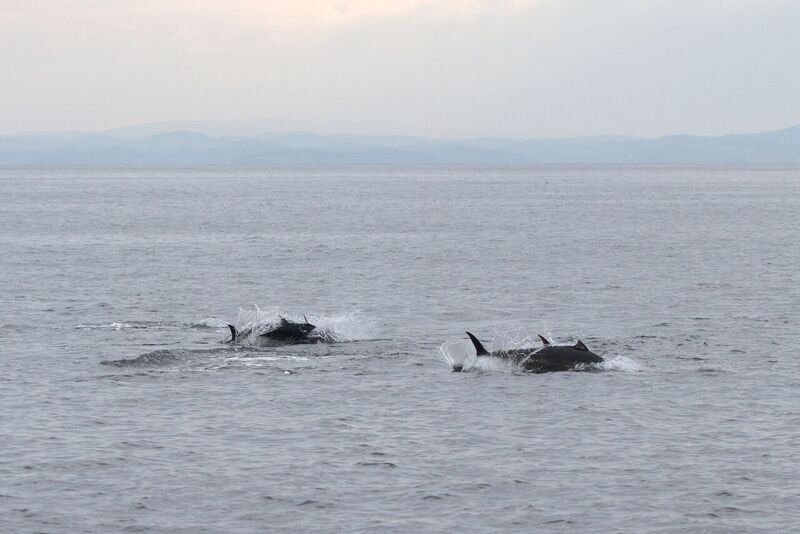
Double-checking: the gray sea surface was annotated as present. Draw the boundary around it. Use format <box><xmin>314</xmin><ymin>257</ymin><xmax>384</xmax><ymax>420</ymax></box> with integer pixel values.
<box><xmin>1</xmin><ymin>166</ymin><xmax>798</xmax><ymax>532</ymax></box>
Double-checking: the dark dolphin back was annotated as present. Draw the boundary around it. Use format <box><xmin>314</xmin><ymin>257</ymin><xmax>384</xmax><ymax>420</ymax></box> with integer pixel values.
<box><xmin>536</xmin><ymin>345</ymin><xmax>603</xmax><ymax>364</ymax></box>
<box><xmin>264</xmin><ymin>317</ymin><xmax>316</xmax><ymax>342</ymax></box>
<box><xmin>520</xmin><ymin>345</ymin><xmax>604</xmax><ymax>372</ymax></box>
<box><xmin>570</xmin><ymin>339</ymin><xmax>603</xmax><ymax>363</ymax></box>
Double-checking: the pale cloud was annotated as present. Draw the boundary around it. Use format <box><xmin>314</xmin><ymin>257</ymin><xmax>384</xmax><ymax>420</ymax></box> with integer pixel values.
<box><xmin>142</xmin><ymin>0</ymin><xmax>536</xmax><ymax>31</ymax></box>
<box><xmin>1</xmin><ymin>0</ymin><xmax>799</xmax><ymax>137</ymax></box>
<box><xmin>2</xmin><ymin>1</ymin><xmax>539</xmax><ymax>47</ymax></box>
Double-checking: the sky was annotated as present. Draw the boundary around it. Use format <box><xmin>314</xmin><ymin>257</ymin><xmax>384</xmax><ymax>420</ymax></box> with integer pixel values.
<box><xmin>2</xmin><ymin>0</ymin><xmax>799</xmax><ymax>138</ymax></box>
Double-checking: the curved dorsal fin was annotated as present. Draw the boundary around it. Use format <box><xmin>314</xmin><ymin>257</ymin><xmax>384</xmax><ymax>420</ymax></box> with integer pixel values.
<box><xmin>227</xmin><ymin>323</ymin><xmax>237</xmax><ymax>342</ymax></box>
<box><xmin>574</xmin><ymin>339</ymin><xmax>588</xmax><ymax>351</ymax></box>
<box><xmin>465</xmin><ymin>331</ymin><xmax>490</xmax><ymax>356</ymax></box>
<box><xmin>538</xmin><ymin>334</ymin><xmax>551</xmax><ymax>346</ymax></box>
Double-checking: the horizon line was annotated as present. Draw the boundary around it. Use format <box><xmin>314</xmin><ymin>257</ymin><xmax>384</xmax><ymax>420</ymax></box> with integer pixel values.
<box><xmin>2</xmin><ymin>120</ymin><xmax>799</xmax><ymax>142</ymax></box>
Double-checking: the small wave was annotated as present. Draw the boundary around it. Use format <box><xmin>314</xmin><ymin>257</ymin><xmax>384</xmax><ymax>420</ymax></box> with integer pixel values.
<box><xmin>100</xmin><ymin>346</ymin><xmax>318</xmax><ymax>370</ymax></box>
<box><xmin>99</xmin><ymin>347</ymin><xmax>245</xmax><ymax>367</ymax></box>
<box><xmin>223</xmin><ymin>354</ymin><xmax>310</xmax><ymax>365</ymax></box>
<box><xmin>697</xmin><ymin>367</ymin><xmax>726</xmax><ymax>375</ymax></box>
<box><xmin>76</xmin><ymin>322</ymin><xmax>134</xmax><ymax>330</ymax></box>
<box><xmin>188</xmin><ymin>317</ymin><xmax>229</xmax><ymax>329</ymax></box>
<box><xmin>75</xmin><ymin>321</ymin><xmax>169</xmax><ymax>331</ymax></box>
<box><xmin>356</xmin><ymin>461</ymin><xmax>398</xmax><ymax>469</ymax></box>
<box><xmin>100</xmin><ymin>349</ymin><xmax>184</xmax><ymax>366</ymax></box>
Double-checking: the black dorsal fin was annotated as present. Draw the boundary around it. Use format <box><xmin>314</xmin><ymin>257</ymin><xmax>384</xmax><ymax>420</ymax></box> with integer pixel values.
<box><xmin>574</xmin><ymin>339</ymin><xmax>588</xmax><ymax>351</ymax></box>
<box><xmin>466</xmin><ymin>331</ymin><xmax>490</xmax><ymax>356</ymax></box>
<box><xmin>279</xmin><ymin>316</ymin><xmax>289</xmax><ymax>324</ymax></box>
<box><xmin>538</xmin><ymin>334</ymin><xmax>551</xmax><ymax>346</ymax></box>
<box><xmin>227</xmin><ymin>324</ymin><xmax>237</xmax><ymax>343</ymax></box>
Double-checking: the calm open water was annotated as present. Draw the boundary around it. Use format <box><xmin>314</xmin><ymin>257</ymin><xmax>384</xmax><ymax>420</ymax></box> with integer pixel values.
<box><xmin>1</xmin><ymin>166</ymin><xmax>798</xmax><ymax>533</ymax></box>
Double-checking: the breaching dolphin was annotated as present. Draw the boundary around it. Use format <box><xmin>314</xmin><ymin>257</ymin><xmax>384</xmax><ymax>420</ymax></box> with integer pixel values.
<box><xmin>226</xmin><ymin>316</ymin><xmax>318</xmax><ymax>346</ymax></box>
<box><xmin>461</xmin><ymin>331</ymin><xmax>604</xmax><ymax>373</ymax></box>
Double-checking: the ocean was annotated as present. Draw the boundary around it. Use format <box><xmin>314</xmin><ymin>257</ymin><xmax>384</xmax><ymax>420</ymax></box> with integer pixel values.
<box><xmin>1</xmin><ymin>165</ymin><xmax>798</xmax><ymax>532</ymax></box>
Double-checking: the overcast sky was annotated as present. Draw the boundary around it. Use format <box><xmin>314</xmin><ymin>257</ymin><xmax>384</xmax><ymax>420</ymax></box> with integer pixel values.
<box><xmin>2</xmin><ymin>0</ymin><xmax>799</xmax><ymax>138</ymax></box>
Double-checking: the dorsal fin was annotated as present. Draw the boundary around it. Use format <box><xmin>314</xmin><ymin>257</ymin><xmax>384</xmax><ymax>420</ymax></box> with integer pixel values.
<box><xmin>227</xmin><ymin>323</ymin><xmax>237</xmax><ymax>343</ymax></box>
<box><xmin>279</xmin><ymin>316</ymin><xmax>289</xmax><ymax>325</ymax></box>
<box><xmin>465</xmin><ymin>331</ymin><xmax>490</xmax><ymax>356</ymax></box>
<box><xmin>574</xmin><ymin>339</ymin><xmax>588</xmax><ymax>351</ymax></box>
<box><xmin>538</xmin><ymin>334</ymin><xmax>551</xmax><ymax>346</ymax></box>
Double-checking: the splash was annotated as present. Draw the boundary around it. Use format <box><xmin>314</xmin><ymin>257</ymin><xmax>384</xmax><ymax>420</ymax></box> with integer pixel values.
<box><xmin>438</xmin><ymin>338</ymin><xmax>474</xmax><ymax>371</ymax></box>
<box><xmin>307</xmin><ymin>310</ymin><xmax>375</xmax><ymax>342</ymax></box>
<box><xmin>466</xmin><ymin>354</ymin><xmax>518</xmax><ymax>373</ymax></box>
<box><xmin>234</xmin><ymin>305</ymin><xmax>281</xmax><ymax>329</ymax></box>
<box><xmin>438</xmin><ymin>338</ymin><xmax>518</xmax><ymax>373</ymax></box>
<box><xmin>596</xmin><ymin>356</ymin><xmax>642</xmax><ymax>373</ymax></box>
<box><xmin>489</xmin><ymin>326</ymin><xmax>549</xmax><ymax>353</ymax></box>
<box><xmin>438</xmin><ymin>328</ymin><xmax>546</xmax><ymax>372</ymax></box>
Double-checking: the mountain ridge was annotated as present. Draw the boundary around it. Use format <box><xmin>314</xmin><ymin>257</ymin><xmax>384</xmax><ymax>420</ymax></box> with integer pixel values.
<box><xmin>2</xmin><ymin>124</ymin><xmax>799</xmax><ymax>165</ymax></box>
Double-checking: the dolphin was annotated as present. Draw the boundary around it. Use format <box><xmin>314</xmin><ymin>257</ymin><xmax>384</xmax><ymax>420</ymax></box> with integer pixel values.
<box><xmin>463</xmin><ymin>331</ymin><xmax>604</xmax><ymax>373</ymax></box>
<box><xmin>226</xmin><ymin>316</ymin><xmax>318</xmax><ymax>347</ymax></box>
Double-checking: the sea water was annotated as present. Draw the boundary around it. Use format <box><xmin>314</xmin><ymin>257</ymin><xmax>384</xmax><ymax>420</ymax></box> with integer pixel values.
<box><xmin>1</xmin><ymin>166</ymin><xmax>798</xmax><ymax>532</ymax></box>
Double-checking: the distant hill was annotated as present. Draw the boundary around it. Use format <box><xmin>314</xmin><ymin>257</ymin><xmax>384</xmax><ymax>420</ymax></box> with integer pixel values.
<box><xmin>2</xmin><ymin>125</ymin><xmax>799</xmax><ymax>165</ymax></box>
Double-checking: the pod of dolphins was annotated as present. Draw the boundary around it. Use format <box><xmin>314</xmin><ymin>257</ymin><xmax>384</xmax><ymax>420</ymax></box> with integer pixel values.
<box><xmin>225</xmin><ymin>315</ymin><xmax>605</xmax><ymax>373</ymax></box>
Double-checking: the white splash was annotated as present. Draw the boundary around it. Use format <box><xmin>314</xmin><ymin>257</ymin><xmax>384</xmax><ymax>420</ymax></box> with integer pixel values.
<box><xmin>489</xmin><ymin>327</ymin><xmax>543</xmax><ymax>353</ymax></box>
<box><xmin>596</xmin><ymin>356</ymin><xmax>642</xmax><ymax>372</ymax></box>
<box><xmin>439</xmin><ymin>338</ymin><xmax>475</xmax><ymax>370</ymax></box>
<box><xmin>467</xmin><ymin>355</ymin><xmax>518</xmax><ymax>373</ymax></box>
<box><xmin>306</xmin><ymin>310</ymin><xmax>375</xmax><ymax>342</ymax></box>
